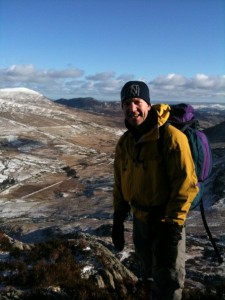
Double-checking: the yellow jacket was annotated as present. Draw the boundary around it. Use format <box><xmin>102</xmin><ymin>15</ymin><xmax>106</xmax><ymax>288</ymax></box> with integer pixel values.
<box><xmin>113</xmin><ymin>104</ymin><xmax>199</xmax><ymax>225</ymax></box>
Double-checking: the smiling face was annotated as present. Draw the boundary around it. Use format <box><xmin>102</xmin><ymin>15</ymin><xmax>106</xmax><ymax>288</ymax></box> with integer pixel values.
<box><xmin>122</xmin><ymin>98</ymin><xmax>151</xmax><ymax>127</ymax></box>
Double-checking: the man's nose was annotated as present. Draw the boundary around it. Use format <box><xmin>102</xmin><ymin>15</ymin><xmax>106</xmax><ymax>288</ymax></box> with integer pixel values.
<box><xmin>129</xmin><ymin>102</ymin><xmax>137</xmax><ymax>110</ymax></box>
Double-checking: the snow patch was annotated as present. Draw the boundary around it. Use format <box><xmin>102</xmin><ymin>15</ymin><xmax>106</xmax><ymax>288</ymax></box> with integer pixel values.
<box><xmin>0</xmin><ymin>87</ymin><xmax>41</xmax><ymax>96</ymax></box>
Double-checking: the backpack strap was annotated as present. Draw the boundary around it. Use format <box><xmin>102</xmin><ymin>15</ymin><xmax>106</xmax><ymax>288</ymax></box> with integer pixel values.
<box><xmin>200</xmin><ymin>199</ymin><xmax>223</xmax><ymax>263</ymax></box>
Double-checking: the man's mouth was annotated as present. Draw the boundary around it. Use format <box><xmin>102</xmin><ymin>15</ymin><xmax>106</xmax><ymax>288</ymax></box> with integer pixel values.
<box><xmin>128</xmin><ymin>113</ymin><xmax>140</xmax><ymax>118</ymax></box>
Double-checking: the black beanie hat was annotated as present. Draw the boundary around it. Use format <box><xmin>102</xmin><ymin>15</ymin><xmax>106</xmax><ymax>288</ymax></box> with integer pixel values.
<box><xmin>121</xmin><ymin>81</ymin><xmax>151</xmax><ymax>105</ymax></box>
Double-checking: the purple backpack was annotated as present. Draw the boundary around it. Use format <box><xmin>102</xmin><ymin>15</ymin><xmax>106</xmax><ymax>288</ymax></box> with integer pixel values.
<box><xmin>168</xmin><ymin>103</ymin><xmax>213</xmax><ymax>209</ymax></box>
<box><xmin>168</xmin><ymin>104</ymin><xmax>224</xmax><ymax>263</ymax></box>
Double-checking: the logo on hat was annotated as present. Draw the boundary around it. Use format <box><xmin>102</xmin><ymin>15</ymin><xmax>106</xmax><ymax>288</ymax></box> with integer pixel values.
<box><xmin>129</xmin><ymin>84</ymin><xmax>140</xmax><ymax>97</ymax></box>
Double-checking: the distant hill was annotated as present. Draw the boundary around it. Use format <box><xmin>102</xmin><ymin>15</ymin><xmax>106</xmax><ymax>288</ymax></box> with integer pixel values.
<box><xmin>56</xmin><ymin>97</ymin><xmax>101</xmax><ymax>109</ymax></box>
<box><xmin>55</xmin><ymin>97</ymin><xmax>122</xmax><ymax>117</ymax></box>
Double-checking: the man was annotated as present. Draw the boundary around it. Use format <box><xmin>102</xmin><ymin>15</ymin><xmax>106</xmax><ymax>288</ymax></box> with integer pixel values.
<box><xmin>112</xmin><ymin>81</ymin><xmax>199</xmax><ymax>300</ymax></box>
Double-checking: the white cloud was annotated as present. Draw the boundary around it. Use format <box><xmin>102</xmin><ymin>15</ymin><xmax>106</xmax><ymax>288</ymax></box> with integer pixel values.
<box><xmin>149</xmin><ymin>74</ymin><xmax>225</xmax><ymax>102</ymax></box>
<box><xmin>0</xmin><ymin>64</ymin><xmax>224</xmax><ymax>102</ymax></box>
<box><xmin>86</xmin><ymin>71</ymin><xmax>116</xmax><ymax>81</ymax></box>
<box><xmin>1</xmin><ymin>64</ymin><xmax>84</xmax><ymax>83</ymax></box>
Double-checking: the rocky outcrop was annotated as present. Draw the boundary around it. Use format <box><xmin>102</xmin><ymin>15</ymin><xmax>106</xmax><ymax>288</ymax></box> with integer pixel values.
<box><xmin>0</xmin><ymin>230</ymin><xmax>224</xmax><ymax>299</ymax></box>
<box><xmin>0</xmin><ymin>231</ymin><xmax>143</xmax><ymax>299</ymax></box>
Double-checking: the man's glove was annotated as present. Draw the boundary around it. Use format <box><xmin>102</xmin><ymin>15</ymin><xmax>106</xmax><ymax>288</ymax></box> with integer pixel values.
<box><xmin>112</xmin><ymin>211</ymin><xmax>127</xmax><ymax>251</ymax></box>
<box><xmin>162</xmin><ymin>222</ymin><xmax>183</xmax><ymax>246</ymax></box>
<box><xmin>157</xmin><ymin>222</ymin><xmax>183</xmax><ymax>268</ymax></box>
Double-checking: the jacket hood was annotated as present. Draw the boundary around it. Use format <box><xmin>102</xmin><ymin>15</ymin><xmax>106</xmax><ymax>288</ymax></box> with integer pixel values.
<box><xmin>152</xmin><ymin>104</ymin><xmax>171</xmax><ymax>127</ymax></box>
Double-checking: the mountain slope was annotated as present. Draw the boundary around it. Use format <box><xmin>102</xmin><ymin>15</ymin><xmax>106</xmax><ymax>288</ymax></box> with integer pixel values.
<box><xmin>204</xmin><ymin>120</ymin><xmax>225</xmax><ymax>147</ymax></box>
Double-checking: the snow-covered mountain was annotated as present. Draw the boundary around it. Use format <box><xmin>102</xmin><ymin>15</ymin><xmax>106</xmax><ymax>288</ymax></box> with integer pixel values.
<box><xmin>0</xmin><ymin>87</ymin><xmax>41</xmax><ymax>96</ymax></box>
<box><xmin>0</xmin><ymin>88</ymin><xmax>224</xmax><ymax>299</ymax></box>
<box><xmin>0</xmin><ymin>87</ymin><xmax>47</xmax><ymax>104</ymax></box>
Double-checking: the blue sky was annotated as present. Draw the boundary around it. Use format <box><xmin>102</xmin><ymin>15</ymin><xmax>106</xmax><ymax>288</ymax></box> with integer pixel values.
<box><xmin>0</xmin><ymin>0</ymin><xmax>224</xmax><ymax>103</ymax></box>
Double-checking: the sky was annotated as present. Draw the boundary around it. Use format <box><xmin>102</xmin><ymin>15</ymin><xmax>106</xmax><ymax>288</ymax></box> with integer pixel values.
<box><xmin>0</xmin><ymin>0</ymin><xmax>225</xmax><ymax>103</ymax></box>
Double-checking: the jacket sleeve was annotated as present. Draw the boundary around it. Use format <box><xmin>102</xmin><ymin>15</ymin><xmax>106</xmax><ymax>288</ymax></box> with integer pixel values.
<box><xmin>163</xmin><ymin>125</ymin><xmax>199</xmax><ymax>225</ymax></box>
<box><xmin>113</xmin><ymin>136</ymin><xmax>130</xmax><ymax>214</ymax></box>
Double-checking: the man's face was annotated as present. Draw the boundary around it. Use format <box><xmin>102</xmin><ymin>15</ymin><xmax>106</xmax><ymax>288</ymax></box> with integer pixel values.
<box><xmin>122</xmin><ymin>98</ymin><xmax>151</xmax><ymax>127</ymax></box>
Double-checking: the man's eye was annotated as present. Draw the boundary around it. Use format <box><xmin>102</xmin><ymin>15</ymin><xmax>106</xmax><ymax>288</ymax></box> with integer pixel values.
<box><xmin>134</xmin><ymin>101</ymin><xmax>141</xmax><ymax>105</ymax></box>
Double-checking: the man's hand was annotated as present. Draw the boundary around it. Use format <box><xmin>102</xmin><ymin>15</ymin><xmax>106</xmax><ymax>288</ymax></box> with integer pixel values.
<box><xmin>157</xmin><ymin>222</ymin><xmax>183</xmax><ymax>268</ymax></box>
<box><xmin>163</xmin><ymin>222</ymin><xmax>182</xmax><ymax>246</ymax></box>
<box><xmin>112</xmin><ymin>211</ymin><xmax>127</xmax><ymax>251</ymax></box>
